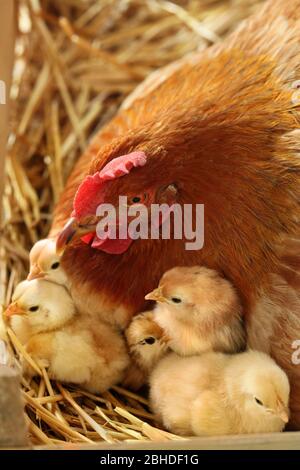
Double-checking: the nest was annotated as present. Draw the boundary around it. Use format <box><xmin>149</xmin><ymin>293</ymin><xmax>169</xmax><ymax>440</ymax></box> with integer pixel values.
<box><xmin>1</xmin><ymin>0</ymin><xmax>264</xmax><ymax>447</ymax></box>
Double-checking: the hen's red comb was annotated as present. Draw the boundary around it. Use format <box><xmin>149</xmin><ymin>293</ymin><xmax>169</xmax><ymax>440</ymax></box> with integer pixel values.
<box><xmin>99</xmin><ymin>151</ymin><xmax>147</xmax><ymax>181</ymax></box>
<box><xmin>73</xmin><ymin>151</ymin><xmax>147</xmax><ymax>219</ymax></box>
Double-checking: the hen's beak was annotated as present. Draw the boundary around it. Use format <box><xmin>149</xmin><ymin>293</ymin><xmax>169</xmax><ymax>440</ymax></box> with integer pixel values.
<box><xmin>145</xmin><ymin>287</ymin><xmax>167</xmax><ymax>303</ymax></box>
<box><xmin>56</xmin><ymin>217</ymin><xmax>97</xmax><ymax>255</ymax></box>
<box><xmin>27</xmin><ymin>264</ymin><xmax>45</xmax><ymax>281</ymax></box>
<box><xmin>4</xmin><ymin>302</ymin><xmax>27</xmax><ymax>318</ymax></box>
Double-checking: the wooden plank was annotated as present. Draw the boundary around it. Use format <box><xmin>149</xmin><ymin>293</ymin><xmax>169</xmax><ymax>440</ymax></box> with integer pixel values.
<box><xmin>33</xmin><ymin>431</ymin><xmax>300</xmax><ymax>450</ymax></box>
<box><xmin>0</xmin><ymin>0</ymin><xmax>15</xmax><ymax>224</ymax></box>
<box><xmin>0</xmin><ymin>1</ymin><xmax>28</xmax><ymax>448</ymax></box>
<box><xmin>0</xmin><ymin>358</ymin><xmax>28</xmax><ymax>447</ymax></box>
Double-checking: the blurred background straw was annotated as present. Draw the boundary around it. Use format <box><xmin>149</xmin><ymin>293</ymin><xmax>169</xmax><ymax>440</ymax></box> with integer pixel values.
<box><xmin>0</xmin><ymin>0</ymin><xmax>264</xmax><ymax>446</ymax></box>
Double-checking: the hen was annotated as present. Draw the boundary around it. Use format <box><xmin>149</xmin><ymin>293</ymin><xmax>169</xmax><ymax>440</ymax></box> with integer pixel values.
<box><xmin>49</xmin><ymin>0</ymin><xmax>300</xmax><ymax>426</ymax></box>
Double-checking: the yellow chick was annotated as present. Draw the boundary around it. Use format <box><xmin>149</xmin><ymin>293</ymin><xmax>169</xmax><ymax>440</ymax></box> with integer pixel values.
<box><xmin>123</xmin><ymin>311</ymin><xmax>169</xmax><ymax>389</ymax></box>
<box><xmin>150</xmin><ymin>350</ymin><xmax>290</xmax><ymax>436</ymax></box>
<box><xmin>27</xmin><ymin>238</ymin><xmax>68</xmax><ymax>286</ymax></box>
<box><xmin>5</xmin><ymin>279</ymin><xmax>129</xmax><ymax>393</ymax></box>
<box><xmin>145</xmin><ymin>266</ymin><xmax>245</xmax><ymax>356</ymax></box>
<box><xmin>125</xmin><ymin>311</ymin><xmax>169</xmax><ymax>373</ymax></box>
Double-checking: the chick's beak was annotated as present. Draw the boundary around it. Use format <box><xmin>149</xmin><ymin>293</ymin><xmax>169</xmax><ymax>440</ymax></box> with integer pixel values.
<box><xmin>4</xmin><ymin>302</ymin><xmax>27</xmax><ymax>318</ymax></box>
<box><xmin>145</xmin><ymin>287</ymin><xmax>167</xmax><ymax>303</ymax></box>
<box><xmin>27</xmin><ymin>264</ymin><xmax>45</xmax><ymax>281</ymax></box>
<box><xmin>277</xmin><ymin>407</ymin><xmax>289</xmax><ymax>424</ymax></box>
<box><xmin>56</xmin><ymin>217</ymin><xmax>97</xmax><ymax>255</ymax></box>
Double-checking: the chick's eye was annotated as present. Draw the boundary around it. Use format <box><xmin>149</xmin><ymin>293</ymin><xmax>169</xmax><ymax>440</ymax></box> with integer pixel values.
<box><xmin>255</xmin><ymin>397</ymin><xmax>263</xmax><ymax>406</ymax></box>
<box><xmin>144</xmin><ymin>337</ymin><xmax>156</xmax><ymax>345</ymax></box>
<box><xmin>132</xmin><ymin>196</ymin><xmax>141</xmax><ymax>203</ymax></box>
<box><xmin>29</xmin><ymin>306</ymin><xmax>39</xmax><ymax>312</ymax></box>
<box><xmin>171</xmin><ymin>297</ymin><xmax>182</xmax><ymax>304</ymax></box>
<box><xmin>51</xmin><ymin>262</ymin><xmax>60</xmax><ymax>270</ymax></box>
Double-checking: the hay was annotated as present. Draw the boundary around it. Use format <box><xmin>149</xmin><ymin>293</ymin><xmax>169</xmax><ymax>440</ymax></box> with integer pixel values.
<box><xmin>1</xmin><ymin>0</ymin><xmax>264</xmax><ymax>447</ymax></box>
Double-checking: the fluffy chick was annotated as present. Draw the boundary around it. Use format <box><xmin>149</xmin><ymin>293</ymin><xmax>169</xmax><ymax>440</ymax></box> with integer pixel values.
<box><xmin>146</xmin><ymin>266</ymin><xmax>245</xmax><ymax>356</ymax></box>
<box><xmin>125</xmin><ymin>311</ymin><xmax>169</xmax><ymax>372</ymax></box>
<box><xmin>27</xmin><ymin>238</ymin><xmax>68</xmax><ymax>286</ymax></box>
<box><xmin>123</xmin><ymin>311</ymin><xmax>169</xmax><ymax>389</ymax></box>
<box><xmin>5</xmin><ymin>279</ymin><xmax>129</xmax><ymax>393</ymax></box>
<box><xmin>150</xmin><ymin>350</ymin><xmax>290</xmax><ymax>436</ymax></box>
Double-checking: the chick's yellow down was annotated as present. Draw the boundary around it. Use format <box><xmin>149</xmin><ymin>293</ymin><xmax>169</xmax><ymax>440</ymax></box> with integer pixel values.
<box><xmin>27</xmin><ymin>239</ymin><xmax>68</xmax><ymax>286</ymax></box>
<box><xmin>146</xmin><ymin>266</ymin><xmax>245</xmax><ymax>356</ymax></box>
<box><xmin>123</xmin><ymin>310</ymin><xmax>169</xmax><ymax>389</ymax></box>
<box><xmin>125</xmin><ymin>311</ymin><xmax>169</xmax><ymax>372</ymax></box>
<box><xmin>150</xmin><ymin>350</ymin><xmax>290</xmax><ymax>436</ymax></box>
<box><xmin>5</xmin><ymin>279</ymin><xmax>129</xmax><ymax>393</ymax></box>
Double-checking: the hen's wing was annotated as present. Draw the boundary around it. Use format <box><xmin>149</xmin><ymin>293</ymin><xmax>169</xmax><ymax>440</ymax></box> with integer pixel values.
<box><xmin>247</xmin><ymin>234</ymin><xmax>300</xmax><ymax>425</ymax></box>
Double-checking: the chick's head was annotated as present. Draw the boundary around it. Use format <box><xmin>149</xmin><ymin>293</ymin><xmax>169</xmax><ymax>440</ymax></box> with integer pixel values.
<box><xmin>238</xmin><ymin>352</ymin><xmax>290</xmax><ymax>426</ymax></box>
<box><xmin>125</xmin><ymin>311</ymin><xmax>169</xmax><ymax>371</ymax></box>
<box><xmin>5</xmin><ymin>279</ymin><xmax>75</xmax><ymax>333</ymax></box>
<box><xmin>27</xmin><ymin>239</ymin><xmax>67</xmax><ymax>286</ymax></box>
<box><xmin>146</xmin><ymin>266</ymin><xmax>242</xmax><ymax>324</ymax></box>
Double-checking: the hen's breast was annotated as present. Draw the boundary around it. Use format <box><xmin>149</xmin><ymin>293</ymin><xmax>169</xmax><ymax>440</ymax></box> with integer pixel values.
<box><xmin>69</xmin><ymin>280</ymin><xmax>132</xmax><ymax>330</ymax></box>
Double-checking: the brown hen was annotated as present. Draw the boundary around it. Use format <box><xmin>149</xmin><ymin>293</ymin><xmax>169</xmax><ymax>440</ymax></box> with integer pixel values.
<box><xmin>50</xmin><ymin>0</ymin><xmax>300</xmax><ymax>426</ymax></box>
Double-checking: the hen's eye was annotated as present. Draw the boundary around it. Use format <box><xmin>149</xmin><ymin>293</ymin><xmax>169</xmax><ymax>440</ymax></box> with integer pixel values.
<box><xmin>51</xmin><ymin>262</ymin><xmax>60</xmax><ymax>270</ymax></box>
<box><xmin>131</xmin><ymin>194</ymin><xmax>148</xmax><ymax>204</ymax></box>
<box><xmin>29</xmin><ymin>306</ymin><xmax>39</xmax><ymax>312</ymax></box>
<box><xmin>255</xmin><ymin>397</ymin><xmax>263</xmax><ymax>406</ymax></box>
<box><xmin>171</xmin><ymin>297</ymin><xmax>182</xmax><ymax>304</ymax></box>
<box><xmin>132</xmin><ymin>196</ymin><xmax>141</xmax><ymax>203</ymax></box>
<box><xmin>144</xmin><ymin>337</ymin><xmax>156</xmax><ymax>345</ymax></box>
